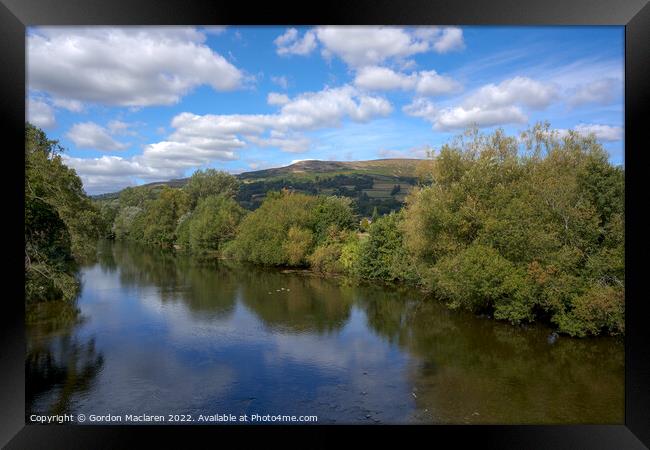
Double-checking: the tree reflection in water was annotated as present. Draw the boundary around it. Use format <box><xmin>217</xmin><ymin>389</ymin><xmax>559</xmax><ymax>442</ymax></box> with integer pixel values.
<box><xmin>26</xmin><ymin>332</ymin><xmax>104</xmax><ymax>418</ymax></box>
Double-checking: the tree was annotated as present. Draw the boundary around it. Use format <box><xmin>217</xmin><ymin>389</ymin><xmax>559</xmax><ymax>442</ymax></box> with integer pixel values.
<box><xmin>352</xmin><ymin>212</ymin><xmax>418</xmax><ymax>282</ymax></box>
<box><xmin>140</xmin><ymin>187</ymin><xmax>190</xmax><ymax>247</ymax></box>
<box><xmin>229</xmin><ymin>191</ymin><xmax>356</xmax><ymax>266</ymax></box>
<box><xmin>25</xmin><ymin>123</ymin><xmax>103</xmax><ymax>304</ymax></box>
<box><xmin>184</xmin><ymin>169</ymin><xmax>239</xmax><ymax>208</ymax></box>
<box><xmin>186</xmin><ymin>195</ymin><xmax>246</xmax><ymax>253</ymax></box>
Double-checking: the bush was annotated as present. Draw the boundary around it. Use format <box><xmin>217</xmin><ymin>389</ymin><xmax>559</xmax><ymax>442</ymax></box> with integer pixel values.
<box><xmin>553</xmin><ymin>285</ymin><xmax>624</xmax><ymax>336</ymax></box>
<box><xmin>184</xmin><ymin>169</ymin><xmax>239</xmax><ymax>208</ymax></box>
<box><xmin>230</xmin><ymin>191</ymin><xmax>356</xmax><ymax>267</ymax></box>
<box><xmin>353</xmin><ymin>212</ymin><xmax>419</xmax><ymax>282</ymax></box>
<box><xmin>284</xmin><ymin>226</ymin><xmax>314</xmax><ymax>266</ymax></box>
<box><xmin>187</xmin><ymin>195</ymin><xmax>245</xmax><ymax>254</ymax></box>
<box><xmin>309</xmin><ymin>243</ymin><xmax>344</xmax><ymax>273</ymax></box>
<box><xmin>430</xmin><ymin>243</ymin><xmax>535</xmax><ymax>323</ymax></box>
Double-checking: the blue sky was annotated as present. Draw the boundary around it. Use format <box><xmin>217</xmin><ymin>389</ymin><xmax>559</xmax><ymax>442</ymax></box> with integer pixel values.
<box><xmin>26</xmin><ymin>26</ymin><xmax>624</xmax><ymax>194</ymax></box>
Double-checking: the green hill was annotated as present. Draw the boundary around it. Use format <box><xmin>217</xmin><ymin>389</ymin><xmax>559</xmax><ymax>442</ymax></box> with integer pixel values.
<box><xmin>93</xmin><ymin>158</ymin><xmax>426</xmax><ymax>216</ymax></box>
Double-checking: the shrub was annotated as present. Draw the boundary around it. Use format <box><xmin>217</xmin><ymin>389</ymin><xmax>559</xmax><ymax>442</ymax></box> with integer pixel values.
<box><xmin>284</xmin><ymin>226</ymin><xmax>314</xmax><ymax>266</ymax></box>
<box><xmin>553</xmin><ymin>285</ymin><xmax>624</xmax><ymax>337</ymax></box>
<box><xmin>187</xmin><ymin>195</ymin><xmax>245</xmax><ymax>254</ymax></box>
<box><xmin>353</xmin><ymin>212</ymin><xmax>419</xmax><ymax>282</ymax></box>
<box><xmin>430</xmin><ymin>243</ymin><xmax>535</xmax><ymax>323</ymax></box>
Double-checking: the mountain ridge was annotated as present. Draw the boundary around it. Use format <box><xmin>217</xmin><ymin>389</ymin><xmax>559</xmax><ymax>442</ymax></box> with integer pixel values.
<box><xmin>92</xmin><ymin>158</ymin><xmax>426</xmax><ymax>199</ymax></box>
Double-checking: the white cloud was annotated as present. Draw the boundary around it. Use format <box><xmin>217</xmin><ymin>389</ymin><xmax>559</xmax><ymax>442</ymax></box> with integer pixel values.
<box><xmin>314</xmin><ymin>26</ymin><xmax>464</xmax><ymax>68</ymax></box>
<box><xmin>277</xmin><ymin>85</ymin><xmax>392</xmax><ymax>128</ymax></box>
<box><xmin>247</xmin><ymin>132</ymin><xmax>310</xmax><ymax>153</ymax></box>
<box><xmin>27</xmin><ymin>98</ymin><xmax>55</xmax><ymax>128</ymax></box>
<box><xmin>354</xmin><ymin>66</ymin><xmax>461</xmax><ymax>96</ymax></box>
<box><xmin>432</xmin><ymin>27</ymin><xmax>465</xmax><ymax>53</ymax></box>
<box><xmin>67</xmin><ymin>85</ymin><xmax>391</xmax><ymax>193</ymax></box>
<box><xmin>274</xmin><ymin>28</ymin><xmax>317</xmax><ymax>56</ymax></box>
<box><xmin>62</xmin><ymin>155</ymin><xmax>160</xmax><ymax>193</ymax></box>
<box><xmin>28</xmin><ymin>27</ymin><xmax>244</xmax><ymax>107</ymax></box>
<box><xmin>66</xmin><ymin>122</ymin><xmax>129</xmax><ymax>151</ymax></box>
<box><xmin>464</xmin><ymin>76</ymin><xmax>558</xmax><ymax>110</ymax></box>
<box><xmin>404</xmin><ymin>76</ymin><xmax>558</xmax><ymax>130</ymax></box>
<box><xmin>568</xmin><ymin>78</ymin><xmax>619</xmax><ymax>107</ymax></box>
<box><xmin>52</xmin><ymin>98</ymin><xmax>84</xmax><ymax>112</ymax></box>
<box><xmin>402</xmin><ymin>98</ymin><xmax>437</xmax><ymax>119</ymax></box>
<box><xmin>556</xmin><ymin>124</ymin><xmax>623</xmax><ymax>142</ymax></box>
<box><xmin>433</xmin><ymin>106</ymin><xmax>527</xmax><ymax>130</ymax></box>
<box><xmin>201</xmin><ymin>26</ymin><xmax>227</xmax><ymax>35</ymax></box>
<box><xmin>267</xmin><ymin>92</ymin><xmax>290</xmax><ymax>106</ymax></box>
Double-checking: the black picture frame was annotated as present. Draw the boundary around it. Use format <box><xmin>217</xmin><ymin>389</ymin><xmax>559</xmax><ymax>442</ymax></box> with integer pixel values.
<box><xmin>2</xmin><ymin>0</ymin><xmax>648</xmax><ymax>448</ymax></box>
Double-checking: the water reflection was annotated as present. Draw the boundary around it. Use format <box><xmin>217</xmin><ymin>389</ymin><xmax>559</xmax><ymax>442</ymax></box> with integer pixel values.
<box><xmin>26</xmin><ymin>330</ymin><xmax>104</xmax><ymax>418</ymax></box>
<box><xmin>26</xmin><ymin>241</ymin><xmax>624</xmax><ymax>424</ymax></box>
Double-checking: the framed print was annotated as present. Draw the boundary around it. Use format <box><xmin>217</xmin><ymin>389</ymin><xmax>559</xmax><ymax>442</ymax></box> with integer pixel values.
<box><xmin>1</xmin><ymin>0</ymin><xmax>649</xmax><ymax>448</ymax></box>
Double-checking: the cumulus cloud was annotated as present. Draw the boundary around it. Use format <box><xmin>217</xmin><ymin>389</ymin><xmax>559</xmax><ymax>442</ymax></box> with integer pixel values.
<box><xmin>556</xmin><ymin>124</ymin><xmax>623</xmax><ymax>142</ymax></box>
<box><xmin>433</xmin><ymin>106</ymin><xmax>527</xmax><ymax>130</ymax></box>
<box><xmin>464</xmin><ymin>76</ymin><xmax>558</xmax><ymax>110</ymax></box>
<box><xmin>404</xmin><ymin>76</ymin><xmax>558</xmax><ymax>130</ymax></box>
<box><xmin>354</xmin><ymin>66</ymin><xmax>461</xmax><ymax>96</ymax></box>
<box><xmin>274</xmin><ymin>26</ymin><xmax>464</xmax><ymax>68</ymax></box>
<box><xmin>28</xmin><ymin>27</ymin><xmax>244</xmax><ymax>107</ymax></box>
<box><xmin>52</xmin><ymin>98</ymin><xmax>84</xmax><ymax>112</ymax></box>
<box><xmin>247</xmin><ymin>131</ymin><xmax>311</xmax><ymax>153</ymax></box>
<box><xmin>267</xmin><ymin>92</ymin><xmax>290</xmax><ymax>106</ymax></box>
<box><xmin>61</xmin><ymin>155</ymin><xmax>165</xmax><ymax>193</ymax></box>
<box><xmin>568</xmin><ymin>78</ymin><xmax>619</xmax><ymax>107</ymax></box>
<box><xmin>402</xmin><ymin>98</ymin><xmax>437</xmax><ymax>119</ymax></box>
<box><xmin>67</xmin><ymin>85</ymin><xmax>391</xmax><ymax>193</ymax></box>
<box><xmin>27</xmin><ymin>98</ymin><xmax>56</xmax><ymax>128</ymax></box>
<box><xmin>274</xmin><ymin>28</ymin><xmax>317</xmax><ymax>56</ymax></box>
<box><xmin>431</xmin><ymin>27</ymin><xmax>465</xmax><ymax>53</ymax></box>
<box><xmin>66</xmin><ymin>122</ymin><xmax>129</xmax><ymax>151</ymax></box>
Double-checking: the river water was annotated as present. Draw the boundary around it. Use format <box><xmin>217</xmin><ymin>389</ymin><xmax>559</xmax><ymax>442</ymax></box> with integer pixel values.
<box><xmin>26</xmin><ymin>240</ymin><xmax>624</xmax><ymax>424</ymax></box>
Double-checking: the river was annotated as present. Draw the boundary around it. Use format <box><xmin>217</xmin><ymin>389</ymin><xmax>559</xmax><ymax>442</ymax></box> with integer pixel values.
<box><xmin>26</xmin><ymin>240</ymin><xmax>624</xmax><ymax>424</ymax></box>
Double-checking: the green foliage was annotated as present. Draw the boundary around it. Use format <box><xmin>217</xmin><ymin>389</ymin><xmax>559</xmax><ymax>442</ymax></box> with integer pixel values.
<box><xmin>350</xmin><ymin>212</ymin><xmax>419</xmax><ymax>283</ymax></box>
<box><xmin>185</xmin><ymin>195</ymin><xmax>246</xmax><ymax>254</ymax></box>
<box><xmin>403</xmin><ymin>124</ymin><xmax>625</xmax><ymax>336</ymax></box>
<box><xmin>308</xmin><ymin>228</ymin><xmax>356</xmax><ymax>273</ymax></box>
<box><xmin>229</xmin><ymin>192</ymin><xmax>317</xmax><ymax>265</ymax></box>
<box><xmin>25</xmin><ymin>123</ymin><xmax>102</xmax><ymax>304</ymax></box>
<box><xmin>284</xmin><ymin>226</ymin><xmax>314</xmax><ymax>266</ymax></box>
<box><xmin>140</xmin><ymin>187</ymin><xmax>191</xmax><ymax>247</ymax></box>
<box><xmin>230</xmin><ymin>191</ymin><xmax>356</xmax><ymax>266</ymax></box>
<box><xmin>430</xmin><ymin>243</ymin><xmax>535</xmax><ymax>323</ymax></box>
<box><xmin>112</xmin><ymin>206</ymin><xmax>143</xmax><ymax>240</ymax></box>
<box><xmin>118</xmin><ymin>185</ymin><xmax>157</xmax><ymax>208</ymax></box>
<box><xmin>309</xmin><ymin>196</ymin><xmax>356</xmax><ymax>244</ymax></box>
<box><xmin>184</xmin><ymin>169</ymin><xmax>239</xmax><ymax>208</ymax></box>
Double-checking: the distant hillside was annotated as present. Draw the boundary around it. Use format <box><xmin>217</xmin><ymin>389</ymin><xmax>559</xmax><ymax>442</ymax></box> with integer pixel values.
<box><xmin>238</xmin><ymin>159</ymin><xmax>421</xmax><ymax>180</ymax></box>
<box><xmin>93</xmin><ymin>158</ymin><xmax>426</xmax><ymax>216</ymax></box>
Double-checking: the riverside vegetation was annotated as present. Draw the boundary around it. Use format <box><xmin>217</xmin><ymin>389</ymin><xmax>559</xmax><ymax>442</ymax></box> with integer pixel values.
<box><xmin>25</xmin><ymin>123</ymin><xmax>624</xmax><ymax>337</ymax></box>
<box><xmin>25</xmin><ymin>123</ymin><xmax>104</xmax><ymax>325</ymax></box>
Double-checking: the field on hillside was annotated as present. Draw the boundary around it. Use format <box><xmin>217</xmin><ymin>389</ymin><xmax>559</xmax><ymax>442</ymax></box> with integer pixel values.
<box><xmin>93</xmin><ymin>159</ymin><xmax>426</xmax><ymax>217</ymax></box>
